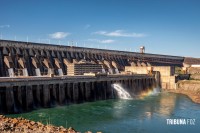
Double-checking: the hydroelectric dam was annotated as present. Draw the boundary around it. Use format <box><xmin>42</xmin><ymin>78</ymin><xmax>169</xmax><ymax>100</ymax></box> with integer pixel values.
<box><xmin>0</xmin><ymin>39</ymin><xmax>184</xmax><ymax>114</ymax></box>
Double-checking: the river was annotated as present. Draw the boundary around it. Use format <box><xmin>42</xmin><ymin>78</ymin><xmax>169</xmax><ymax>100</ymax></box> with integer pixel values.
<box><xmin>8</xmin><ymin>92</ymin><xmax>200</xmax><ymax>133</ymax></box>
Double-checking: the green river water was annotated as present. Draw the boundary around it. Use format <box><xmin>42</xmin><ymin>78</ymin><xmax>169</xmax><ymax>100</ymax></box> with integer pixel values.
<box><xmin>8</xmin><ymin>92</ymin><xmax>200</xmax><ymax>133</ymax></box>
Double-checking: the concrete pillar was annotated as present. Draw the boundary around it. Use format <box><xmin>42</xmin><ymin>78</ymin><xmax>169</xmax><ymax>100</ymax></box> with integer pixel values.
<box><xmin>58</xmin><ymin>68</ymin><xmax>63</xmax><ymax>76</ymax></box>
<box><xmin>48</xmin><ymin>68</ymin><xmax>54</xmax><ymax>75</ymax></box>
<box><xmin>58</xmin><ymin>84</ymin><xmax>65</xmax><ymax>104</ymax></box>
<box><xmin>52</xmin><ymin>84</ymin><xmax>57</xmax><ymax>104</ymax></box>
<box><xmin>102</xmin><ymin>68</ymin><xmax>106</xmax><ymax>73</ymax></box>
<box><xmin>22</xmin><ymin>68</ymin><xmax>29</xmax><ymax>76</ymax></box>
<box><xmin>80</xmin><ymin>82</ymin><xmax>85</xmax><ymax>102</ymax></box>
<box><xmin>35</xmin><ymin>68</ymin><xmax>41</xmax><ymax>76</ymax></box>
<box><xmin>8</xmin><ymin>68</ymin><xmax>14</xmax><ymax>77</ymax></box>
<box><xmin>16</xmin><ymin>86</ymin><xmax>22</xmax><ymax>111</ymax></box>
<box><xmin>43</xmin><ymin>85</ymin><xmax>50</xmax><ymax>107</ymax></box>
<box><xmin>139</xmin><ymin>79</ymin><xmax>143</xmax><ymax>92</ymax></box>
<box><xmin>128</xmin><ymin>79</ymin><xmax>131</xmax><ymax>89</ymax></box>
<box><xmin>66</xmin><ymin>83</ymin><xmax>72</xmax><ymax>103</ymax></box>
<box><xmin>146</xmin><ymin>78</ymin><xmax>152</xmax><ymax>89</ymax></box>
<box><xmin>106</xmin><ymin>81</ymin><xmax>112</xmax><ymax>99</ymax></box>
<box><xmin>131</xmin><ymin>79</ymin><xmax>136</xmax><ymax>94</ymax></box>
<box><xmin>134</xmin><ymin>79</ymin><xmax>138</xmax><ymax>94</ymax></box>
<box><xmin>102</xmin><ymin>81</ymin><xmax>107</xmax><ymax>100</ymax></box>
<box><xmin>115</xmin><ymin>68</ymin><xmax>119</xmax><ymax>74</ymax></box>
<box><xmin>73</xmin><ymin>83</ymin><xmax>79</xmax><ymax>103</ymax></box>
<box><xmin>95</xmin><ymin>82</ymin><xmax>102</xmax><ymax>100</ymax></box>
<box><xmin>108</xmin><ymin>68</ymin><xmax>113</xmax><ymax>74</ymax></box>
<box><xmin>91</xmin><ymin>82</ymin><xmax>96</xmax><ymax>101</ymax></box>
<box><xmin>6</xmin><ymin>86</ymin><xmax>15</xmax><ymax>113</ymax></box>
<box><xmin>131</xmin><ymin>79</ymin><xmax>134</xmax><ymax>93</ymax></box>
<box><xmin>85</xmin><ymin>82</ymin><xmax>91</xmax><ymax>101</ymax></box>
<box><xmin>35</xmin><ymin>85</ymin><xmax>41</xmax><ymax>106</ymax></box>
<box><xmin>26</xmin><ymin>86</ymin><xmax>33</xmax><ymax>111</ymax></box>
<box><xmin>155</xmin><ymin>71</ymin><xmax>161</xmax><ymax>88</ymax></box>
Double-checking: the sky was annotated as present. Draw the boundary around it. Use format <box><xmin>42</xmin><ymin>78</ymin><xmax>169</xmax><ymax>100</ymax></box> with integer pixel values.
<box><xmin>0</xmin><ymin>0</ymin><xmax>200</xmax><ymax>57</ymax></box>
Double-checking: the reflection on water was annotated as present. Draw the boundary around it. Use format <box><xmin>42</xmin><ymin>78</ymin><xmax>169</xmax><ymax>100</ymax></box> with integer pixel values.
<box><xmin>8</xmin><ymin>92</ymin><xmax>200</xmax><ymax>133</ymax></box>
<box><xmin>158</xmin><ymin>93</ymin><xmax>176</xmax><ymax>116</ymax></box>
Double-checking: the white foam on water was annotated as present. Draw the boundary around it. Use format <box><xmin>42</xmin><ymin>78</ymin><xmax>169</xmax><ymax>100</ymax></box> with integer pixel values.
<box><xmin>112</xmin><ymin>83</ymin><xmax>132</xmax><ymax>99</ymax></box>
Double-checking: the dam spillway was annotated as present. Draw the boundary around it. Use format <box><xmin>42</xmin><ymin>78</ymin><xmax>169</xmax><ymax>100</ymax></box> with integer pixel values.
<box><xmin>0</xmin><ymin>39</ymin><xmax>184</xmax><ymax>78</ymax></box>
<box><xmin>0</xmin><ymin>39</ymin><xmax>182</xmax><ymax>114</ymax></box>
<box><xmin>0</xmin><ymin>75</ymin><xmax>155</xmax><ymax>114</ymax></box>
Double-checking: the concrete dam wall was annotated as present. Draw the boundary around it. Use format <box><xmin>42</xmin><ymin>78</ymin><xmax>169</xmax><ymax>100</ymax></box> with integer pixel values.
<box><xmin>0</xmin><ymin>40</ymin><xmax>184</xmax><ymax>77</ymax></box>
<box><xmin>0</xmin><ymin>75</ymin><xmax>155</xmax><ymax>114</ymax></box>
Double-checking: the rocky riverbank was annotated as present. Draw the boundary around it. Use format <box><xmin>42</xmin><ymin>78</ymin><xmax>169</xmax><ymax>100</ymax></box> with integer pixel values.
<box><xmin>165</xmin><ymin>80</ymin><xmax>200</xmax><ymax>104</ymax></box>
<box><xmin>0</xmin><ymin>115</ymin><xmax>77</xmax><ymax>133</ymax></box>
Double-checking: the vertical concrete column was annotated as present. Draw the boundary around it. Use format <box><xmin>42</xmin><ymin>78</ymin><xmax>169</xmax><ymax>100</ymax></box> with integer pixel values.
<box><xmin>135</xmin><ymin>79</ymin><xmax>139</xmax><ymax>94</ymax></box>
<box><xmin>131</xmin><ymin>79</ymin><xmax>136</xmax><ymax>94</ymax></box>
<box><xmin>35</xmin><ymin>68</ymin><xmax>41</xmax><ymax>76</ymax></box>
<box><xmin>8</xmin><ymin>68</ymin><xmax>14</xmax><ymax>77</ymax></box>
<box><xmin>137</xmin><ymin>79</ymin><xmax>140</xmax><ymax>92</ymax></box>
<box><xmin>73</xmin><ymin>83</ymin><xmax>79</xmax><ymax>103</ymax></box>
<box><xmin>144</xmin><ymin>79</ymin><xmax>147</xmax><ymax>90</ymax></box>
<box><xmin>115</xmin><ymin>68</ymin><xmax>119</xmax><ymax>74</ymax></box>
<box><xmin>108</xmin><ymin>68</ymin><xmax>113</xmax><ymax>74</ymax></box>
<box><xmin>155</xmin><ymin>71</ymin><xmax>161</xmax><ymax>88</ymax></box>
<box><xmin>26</xmin><ymin>85</ymin><xmax>33</xmax><ymax>111</ymax></box>
<box><xmin>128</xmin><ymin>79</ymin><xmax>132</xmax><ymax>89</ymax></box>
<box><xmin>145</xmin><ymin>79</ymin><xmax>149</xmax><ymax>89</ymax></box>
<box><xmin>48</xmin><ymin>68</ymin><xmax>54</xmax><ymax>75</ymax></box>
<box><xmin>22</xmin><ymin>68</ymin><xmax>29</xmax><ymax>76</ymax></box>
<box><xmin>35</xmin><ymin>85</ymin><xmax>41</xmax><ymax>106</ymax></box>
<box><xmin>141</xmin><ymin>79</ymin><xmax>144</xmax><ymax>91</ymax></box>
<box><xmin>52</xmin><ymin>84</ymin><xmax>57</xmax><ymax>104</ymax></box>
<box><xmin>139</xmin><ymin>79</ymin><xmax>143</xmax><ymax>92</ymax></box>
<box><xmin>85</xmin><ymin>82</ymin><xmax>91</xmax><ymax>101</ymax></box>
<box><xmin>66</xmin><ymin>83</ymin><xmax>73</xmax><ymax>103</ymax></box>
<box><xmin>0</xmin><ymin>49</ymin><xmax>6</xmax><ymax>77</ymax></box>
<box><xmin>79</xmin><ymin>82</ymin><xmax>85</xmax><ymax>102</ymax></box>
<box><xmin>58</xmin><ymin>84</ymin><xmax>65</xmax><ymax>104</ymax></box>
<box><xmin>146</xmin><ymin>78</ymin><xmax>151</xmax><ymax>89</ymax></box>
<box><xmin>58</xmin><ymin>68</ymin><xmax>63</xmax><ymax>76</ymax></box>
<box><xmin>103</xmin><ymin>81</ymin><xmax>108</xmax><ymax>99</ymax></box>
<box><xmin>16</xmin><ymin>86</ymin><xmax>22</xmax><ymax>111</ymax></box>
<box><xmin>101</xmin><ymin>81</ymin><xmax>106</xmax><ymax>100</ymax></box>
<box><xmin>6</xmin><ymin>86</ymin><xmax>15</xmax><ymax>113</ymax></box>
<box><xmin>96</xmin><ymin>82</ymin><xmax>102</xmax><ymax>100</ymax></box>
<box><xmin>91</xmin><ymin>82</ymin><xmax>96</xmax><ymax>101</ymax></box>
<box><xmin>43</xmin><ymin>85</ymin><xmax>50</xmax><ymax>107</ymax></box>
<box><xmin>106</xmin><ymin>81</ymin><xmax>113</xmax><ymax>99</ymax></box>
<box><xmin>102</xmin><ymin>68</ymin><xmax>106</xmax><ymax>73</ymax></box>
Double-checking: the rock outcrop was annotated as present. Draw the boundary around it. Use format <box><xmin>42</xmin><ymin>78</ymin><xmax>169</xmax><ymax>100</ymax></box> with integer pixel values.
<box><xmin>0</xmin><ymin>115</ymin><xmax>76</xmax><ymax>133</ymax></box>
<box><xmin>167</xmin><ymin>80</ymin><xmax>200</xmax><ymax>103</ymax></box>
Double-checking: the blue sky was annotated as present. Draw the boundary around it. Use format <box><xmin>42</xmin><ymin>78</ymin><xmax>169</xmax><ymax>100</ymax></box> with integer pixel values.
<box><xmin>0</xmin><ymin>0</ymin><xmax>200</xmax><ymax>57</ymax></box>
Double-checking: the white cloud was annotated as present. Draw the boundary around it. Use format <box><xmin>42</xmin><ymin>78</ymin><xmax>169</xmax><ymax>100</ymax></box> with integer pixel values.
<box><xmin>93</xmin><ymin>30</ymin><xmax>146</xmax><ymax>38</ymax></box>
<box><xmin>0</xmin><ymin>25</ymin><xmax>10</xmax><ymax>28</ymax></box>
<box><xmin>88</xmin><ymin>39</ymin><xmax>115</xmax><ymax>44</ymax></box>
<box><xmin>49</xmin><ymin>32</ymin><xmax>70</xmax><ymax>39</ymax></box>
<box><xmin>84</xmin><ymin>24</ymin><xmax>91</xmax><ymax>29</ymax></box>
<box><xmin>100</xmin><ymin>39</ymin><xmax>115</xmax><ymax>43</ymax></box>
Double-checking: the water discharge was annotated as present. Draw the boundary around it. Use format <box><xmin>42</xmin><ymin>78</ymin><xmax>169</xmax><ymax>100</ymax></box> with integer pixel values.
<box><xmin>112</xmin><ymin>83</ymin><xmax>160</xmax><ymax>99</ymax></box>
<box><xmin>111</xmin><ymin>83</ymin><xmax>132</xmax><ymax>99</ymax></box>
